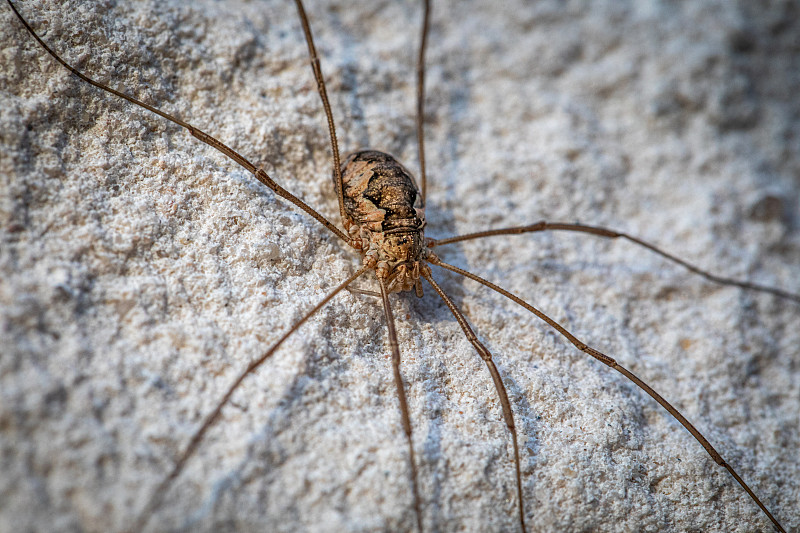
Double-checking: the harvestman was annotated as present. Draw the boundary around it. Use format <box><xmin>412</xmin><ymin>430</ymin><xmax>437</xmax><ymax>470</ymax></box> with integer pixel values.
<box><xmin>5</xmin><ymin>0</ymin><xmax>799</xmax><ymax>531</ymax></box>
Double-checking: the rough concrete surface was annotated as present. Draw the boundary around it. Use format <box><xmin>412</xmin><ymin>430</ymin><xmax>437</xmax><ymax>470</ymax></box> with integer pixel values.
<box><xmin>1</xmin><ymin>0</ymin><xmax>799</xmax><ymax>532</ymax></box>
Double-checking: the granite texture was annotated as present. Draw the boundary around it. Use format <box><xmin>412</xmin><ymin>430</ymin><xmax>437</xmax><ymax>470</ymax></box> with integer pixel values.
<box><xmin>1</xmin><ymin>1</ymin><xmax>799</xmax><ymax>532</ymax></box>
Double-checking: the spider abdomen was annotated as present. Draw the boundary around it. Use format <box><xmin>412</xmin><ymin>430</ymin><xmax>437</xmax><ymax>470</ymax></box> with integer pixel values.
<box><xmin>340</xmin><ymin>150</ymin><xmax>428</xmax><ymax>292</ymax></box>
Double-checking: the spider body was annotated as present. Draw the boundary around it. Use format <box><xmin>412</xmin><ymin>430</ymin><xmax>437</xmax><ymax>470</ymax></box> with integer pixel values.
<box><xmin>341</xmin><ymin>150</ymin><xmax>429</xmax><ymax>294</ymax></box>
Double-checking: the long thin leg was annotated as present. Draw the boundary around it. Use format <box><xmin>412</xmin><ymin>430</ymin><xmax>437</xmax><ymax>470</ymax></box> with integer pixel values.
<box><xmin>130</xmin><ymin>266</ymin><xmax>370</xmax><ymax>533</ymax></box>
<box><xmin>378</xmin><ymin>279</ymin><xmax>425</xmax><ymax>533</ymax></box>
<box><xmin>416</xmin><ymin>0</ymin><xmax>431</xmax><ymax>207</ymax></box>
<box><xmin>294</xmin><ymin>0</ymin><xmax>348</xmax><ymax>225</ymax></box>
<box><xmin>5</xmin><ymin>0</ymin><xmax>350</xmax><ymax>245</ymax></box>
<box><xmin>422</xmin><ymin>272</ymin><xmax>527</xmax><ymax>533</ymax></box>
<box><xmin>429</xmin><ymin>220</ymin><xmax>800</xmax><ymax>303</ymax></box>
<box><xmin>346</xmin><ymin>286</ymin><xmax>382</xmax><ymax>298</ymax></box>
<box><xmin>429</xmin><ymin>257</ymin><xmax>786</xmax><ymax>533</ymax></box>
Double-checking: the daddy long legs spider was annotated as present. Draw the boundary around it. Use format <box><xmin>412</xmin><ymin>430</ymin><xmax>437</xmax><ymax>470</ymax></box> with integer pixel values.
<box><xmin>2</xmin><ymin>0</ymin><xmax>799</xmax><ymax>531</ymax></box>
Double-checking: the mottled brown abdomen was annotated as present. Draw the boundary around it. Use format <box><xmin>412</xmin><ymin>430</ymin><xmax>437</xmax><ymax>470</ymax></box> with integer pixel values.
<box><xmin>339</xmin><ymin>150</ymin><xmax>424</xmax><ymax>233</ymax></box>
